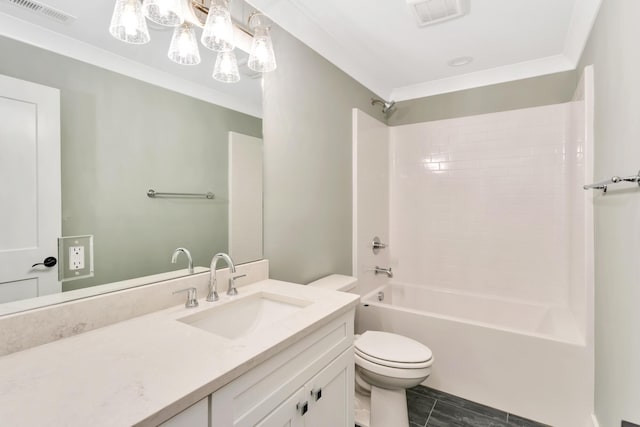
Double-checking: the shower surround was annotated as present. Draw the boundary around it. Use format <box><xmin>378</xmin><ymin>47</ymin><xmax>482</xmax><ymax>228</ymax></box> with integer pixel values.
<box><xmin>352</xmin><ymin>70</ymin><xmax>594</xmax><ymax>426</ymax></box>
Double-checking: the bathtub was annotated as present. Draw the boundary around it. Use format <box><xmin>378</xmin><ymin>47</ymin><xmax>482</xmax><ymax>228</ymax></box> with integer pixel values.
<box><xmin>356</xmin><ymin>282</ymin><xmax>593</xmax><ymax>427</ymax></box>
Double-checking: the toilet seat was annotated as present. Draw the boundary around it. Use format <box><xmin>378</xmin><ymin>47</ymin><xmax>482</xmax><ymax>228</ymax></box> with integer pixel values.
<box><xmin>355</xmin><ymin>352</ymin><xmax>432</xmax><ymax>380</ymax></box>
<box><xmin>355</xmin><ymin>331</ymin><xmax>433</xmax><ymax>369</ymax></box>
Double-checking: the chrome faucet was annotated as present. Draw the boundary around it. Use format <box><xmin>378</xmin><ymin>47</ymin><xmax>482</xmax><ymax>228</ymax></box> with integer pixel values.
<box><xmin>374</xmin><ymin>266</ymin><xmax>393</xmax><ymax>278</ymax></box>
<box><xmin>207</xmin><ymin>252</ymin><xmax>237</xmax><ymax>302</ymax></box>
<box><xmin>171</xmin><ymin>247</ymin><xmax>194</xmax><ymax>274</ymax></box>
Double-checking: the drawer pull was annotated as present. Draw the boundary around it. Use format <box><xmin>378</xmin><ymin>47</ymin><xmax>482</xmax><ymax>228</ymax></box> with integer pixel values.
<box><xmin>311</xmin><ymin>387</ymin><xmax>322</xmax><ymax>401</ymax></box>
<box><xmin>296</xmin><ymin>401</ymin><xmax>309</xmax><ymax>416</ymax></box>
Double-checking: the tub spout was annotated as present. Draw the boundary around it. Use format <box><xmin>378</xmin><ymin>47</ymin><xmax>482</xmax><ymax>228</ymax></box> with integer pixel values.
<box><xmin>374</xmin><ymin>266</ymin><xmax>393</xmax><ymax>278</ymax></box>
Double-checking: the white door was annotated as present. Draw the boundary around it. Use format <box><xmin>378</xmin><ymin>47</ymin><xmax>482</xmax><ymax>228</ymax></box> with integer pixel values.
<box><xmin>0</xmin><ymin>74</ymin><xmax>61</xmax><ymax>303</ymax></box>
<box><xmin>228</xmin><ymin>132</ymin><xmax>263</xmax><ymax>264</ymax></box>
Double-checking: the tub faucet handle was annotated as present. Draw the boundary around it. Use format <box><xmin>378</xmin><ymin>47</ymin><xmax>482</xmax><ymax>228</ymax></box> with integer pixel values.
<box><xmin>372</xmin><ymin>236</ymin><xmax>387</xmax><ymax>254</ymax></box>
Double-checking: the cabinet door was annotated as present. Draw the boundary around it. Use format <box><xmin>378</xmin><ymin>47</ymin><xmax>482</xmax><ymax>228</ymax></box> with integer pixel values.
<box><xmin>210</xmin><ymin>313</ymin><xmax>353</xmax><ymax>427</ymax></box>
<box><xmin>255</xmin><ymin>387</ymin><xmax>306</xmax><ymax>427</ymax></box>
<box><xmin>159</xmin><ymin>397</ymin><xmax>209</xmax><ymax>427</ymax></box>
<box><xmin>304</xmin><ymin>348</ymin><xmax>354</xmax><ymax>427</ymax></box>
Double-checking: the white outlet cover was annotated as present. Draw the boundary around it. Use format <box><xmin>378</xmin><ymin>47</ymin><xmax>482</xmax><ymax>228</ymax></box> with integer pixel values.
<box><xmin>58</xmin><ymin>235</ymin><xmax>94</xmax><ymax>282</ymax></box>
<box><xmin>69</xmin><ymin>246</ymin><xmax>84</xmax><ymax>270</ymax></box>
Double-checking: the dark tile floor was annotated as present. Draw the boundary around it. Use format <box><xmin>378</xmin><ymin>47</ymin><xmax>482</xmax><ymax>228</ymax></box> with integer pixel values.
<box><xmin>407</xmin><ymin>386</ymin><xmax>551</xmax><ymax>427</ymax></box>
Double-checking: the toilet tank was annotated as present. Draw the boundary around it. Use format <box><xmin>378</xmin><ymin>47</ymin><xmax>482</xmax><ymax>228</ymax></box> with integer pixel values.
<box><xmin>307</xmin><ymin>274</ymin><xmax>358</xmax><ymax>292</ymax></box>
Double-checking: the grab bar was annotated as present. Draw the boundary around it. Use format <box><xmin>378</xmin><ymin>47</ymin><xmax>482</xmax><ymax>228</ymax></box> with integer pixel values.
<box><xmin>147</xmin><ymin>189</ymin><xmax>215</xmax><ymax>199</ymax></box>
<box><xmin>583</xmin><ymin>170</ymin><xmax>640</xmax><ymax>194</ymax></box>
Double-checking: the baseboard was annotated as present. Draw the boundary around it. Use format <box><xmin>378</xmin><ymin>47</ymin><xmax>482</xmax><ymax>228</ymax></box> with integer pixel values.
<box><xmin>592</xmin><ymin>414</ymin><xmax>600</xmax><ymax>427</ymax></box>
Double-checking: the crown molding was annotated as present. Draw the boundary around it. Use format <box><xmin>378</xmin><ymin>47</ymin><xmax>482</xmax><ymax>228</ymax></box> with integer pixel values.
<box><xmin>391</xmin><ymin>54</ymin><xmax>575</xmax><ymax>101</ymax></box>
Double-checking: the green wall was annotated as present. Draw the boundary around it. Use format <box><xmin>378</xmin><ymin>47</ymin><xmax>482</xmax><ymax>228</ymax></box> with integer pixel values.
<box><xmin>0</xmin><ymin>36</ymin><xmax>262</xmax><ymax>291</ymax></box>
<box><xmin>578</xmin><ymin>1</ymin><xmax>640</xmax><ymax>425</ymax></box>
<box><xmin>262</xmin><ymin>26</ymin><xmax>386</xmax><ymax>284</ymax></box>
<box><xmin>388</xmin><ymin>70</ymin><xmax>578</xmax><ymax>125</ymax></box>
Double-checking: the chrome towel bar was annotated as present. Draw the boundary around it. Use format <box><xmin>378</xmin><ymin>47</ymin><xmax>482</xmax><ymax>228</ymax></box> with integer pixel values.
<box><xmin>583</xmin><ymin>170</ymin><xmax>640</xmax><ymax>194</ymax></box>
<box><xmin>147</xmin><ymin>189</ymin><xmax>215</xmax><ymax>199</ymax></box>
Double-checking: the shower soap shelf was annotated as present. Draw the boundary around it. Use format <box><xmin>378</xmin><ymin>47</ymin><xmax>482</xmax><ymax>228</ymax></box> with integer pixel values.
<box><xmin>583</xmin><ymin>170</ymin><xmax>640</xmax><ymax>194</ymax></box>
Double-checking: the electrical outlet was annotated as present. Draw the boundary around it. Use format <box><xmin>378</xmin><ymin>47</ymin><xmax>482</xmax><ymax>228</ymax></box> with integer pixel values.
<box><xmin>58</xmin><ymin>235</ymin><xmax>94</xmax><ymax>282</ymax></box>
<box><xmin>69</xmin><ymin>246</ymin><xmax>84</xmax><ymax>270</ymax></box>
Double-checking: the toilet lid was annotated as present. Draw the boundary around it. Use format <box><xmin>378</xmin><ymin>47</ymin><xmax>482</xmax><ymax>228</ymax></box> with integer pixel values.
<box><xmin>355</xmin><ymin>331</ymin><xmax>432</xmax><ymax>365</ymax></box>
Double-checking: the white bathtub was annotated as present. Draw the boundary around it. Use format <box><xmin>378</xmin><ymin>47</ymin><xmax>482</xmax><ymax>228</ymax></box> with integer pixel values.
<box><xmin>356</xmin><ymin>282</ymin><xmax>593</xmax><ymax>427</ymax></box>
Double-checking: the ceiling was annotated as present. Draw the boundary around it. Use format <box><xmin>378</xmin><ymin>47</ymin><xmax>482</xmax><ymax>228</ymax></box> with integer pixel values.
<box><xmin>248</xmin><ymin>0</ymin><xmax>601</xmax><ymax>102</ymax></box>
<box><xmin>0</xmin><ymin>0</ymin><xmax>602</xmax><ymax>116</ymax></box>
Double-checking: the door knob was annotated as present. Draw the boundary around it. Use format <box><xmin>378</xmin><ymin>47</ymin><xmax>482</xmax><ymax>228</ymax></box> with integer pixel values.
<box><xmin>32</xmin><ymin>257</ymin><xmax>57</xmax><ymax>268</ymax></box>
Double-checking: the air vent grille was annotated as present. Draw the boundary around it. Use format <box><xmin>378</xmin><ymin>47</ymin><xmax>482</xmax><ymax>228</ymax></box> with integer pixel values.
<box><xmin>406</xmin><ymin>0</ymin><xmax>469</xmax><ymax>27</ymax></box>
<box><xmin>1</xmin><ymin>0</ymin><xmax>76</xmax><ymax>24</ymax></box>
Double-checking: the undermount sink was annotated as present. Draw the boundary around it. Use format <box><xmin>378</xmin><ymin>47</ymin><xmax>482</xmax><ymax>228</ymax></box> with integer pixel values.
<box><xmin>177</xmin><ymin>292</ymin><xmax>312</xmax><ymax>340</ymax></box>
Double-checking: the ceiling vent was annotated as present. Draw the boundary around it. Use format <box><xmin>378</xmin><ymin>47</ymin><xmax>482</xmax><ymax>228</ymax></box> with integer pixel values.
<box><xmin>406</xmin><ymin>0</ymin><xmax>469</xmax><ymax>27</ymax></box>
<box><xmin>1</xmin><ymin>0</ymin><xmax>76</xmax><ymax>24</ymax></box>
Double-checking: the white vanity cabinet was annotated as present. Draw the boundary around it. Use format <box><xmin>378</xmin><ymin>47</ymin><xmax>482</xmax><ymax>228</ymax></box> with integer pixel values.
<box><xmin>159</xmin><ymin>397</ymin><xmax>209</xmax><ymax>427</ymax></box>
<box><xmin>210</xmin><ymin>311</ymin><xmax>355</xmax><ymax>427</ymax></box>
<box><xmin>256</xmin><ymin>349</ymin><xmax>353</xmax><ymax>427</ymax></box>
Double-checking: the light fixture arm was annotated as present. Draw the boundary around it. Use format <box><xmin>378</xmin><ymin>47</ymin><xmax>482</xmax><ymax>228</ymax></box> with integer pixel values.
<box><xmin>182</xmin><ymin>0</ymin><xmax>254</xmax><ymax>53</ymax></box>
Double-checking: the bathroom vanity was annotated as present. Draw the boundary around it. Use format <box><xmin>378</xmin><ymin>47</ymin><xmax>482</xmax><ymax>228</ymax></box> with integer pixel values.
<box><xmin>0</xmin><ymin>273</ymin><xmax>358</xmax><ymax>426</ymax></box>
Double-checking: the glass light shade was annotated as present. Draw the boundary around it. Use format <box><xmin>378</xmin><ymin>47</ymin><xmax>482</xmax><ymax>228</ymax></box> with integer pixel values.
<box><xmin>201</xmin><ymin>0</ymin><xmax>234</xmax><ymax>52</ymax></box>
<box><xmin>248</xmin><ymin>26</ymin><xmax>277</xmax><ymax>72</ymax></box>
<box><xmin>142</xmin><ymin>0</ymin><xmax>183</xmax><ymax>27</ymax></box>
<box><xmin>168</xmin><ymin>23</ymin><xmax>201</xmax><ymax>65</ymax></box>
<box><xmin>213</xmin><ymin>51</ymin><xmax>240</xmax><ymax>83</ymax></box>
<box><xmin>109</xmin><ymin>0</ymin><xmax>150</xmax><ymax>44</ymax></box>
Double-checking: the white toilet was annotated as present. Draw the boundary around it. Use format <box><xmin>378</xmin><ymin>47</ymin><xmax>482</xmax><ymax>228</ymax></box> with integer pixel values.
<box><xmin>308</xmin><ymin>275</ymin><xmax>434</xmax><ymax>427</ymax></box>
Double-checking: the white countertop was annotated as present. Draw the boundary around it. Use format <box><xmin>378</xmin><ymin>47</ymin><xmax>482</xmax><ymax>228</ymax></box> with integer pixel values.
<box><xmin>0</xmin><ymin>267</ymin><xmax>210</xmax><ymax>317</ymax></box>
<box><xmin>0</xmin><ymin>279</ymin><xmax>359</xmax><ymax>426</ymax></box>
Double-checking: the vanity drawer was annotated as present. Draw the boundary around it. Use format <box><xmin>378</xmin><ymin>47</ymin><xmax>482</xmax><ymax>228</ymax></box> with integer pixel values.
<box><xmin>210</xmin><ymin>310</ymin><xmax>354</xmax><ymax>426</ymax></box>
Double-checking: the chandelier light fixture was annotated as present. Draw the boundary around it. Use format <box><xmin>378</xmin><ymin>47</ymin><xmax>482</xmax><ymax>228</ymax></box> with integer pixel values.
<box><xmin>247</xmin><ymin>12</ymin><xmax>276</xmax><ymax>73</ymax></box>
<box><xmin>109</xmin><ymin>0</ymin><xmax>150</xmax><ymax>44</ymax></box>
<box><xmin>108</xmin><ymin>0</ymin><xmax>277</xmax><ymax>83</ymax></box>
<box><xmin>201</xmin><ymin>0</ymin><xmax>234</xmax><ymax>52</ymax></box>
<box><xmin>168</xmin><ymin>22</ymin><xmax>201</xmax><ymax>65</ymax></box>
<box><xmin>213</xmin><ymin>51</ymin><xmax>240</xmax><ymax>82</ymax></box>
<box><xmin>142</xmin><ymin>0</ymin><xmax>184</xmax><ymax>26</ymax></box>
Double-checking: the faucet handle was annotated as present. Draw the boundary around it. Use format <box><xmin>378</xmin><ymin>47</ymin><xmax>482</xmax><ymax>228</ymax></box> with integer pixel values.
<box><xmin>173</xmin><ymin>287</ymin><xmax>199</xmax><ymax>308</ymax></box>
<box><xmin>227</xmin><ymin>274</ymin><xmax>246</xmax><ymax>296</ymax></box>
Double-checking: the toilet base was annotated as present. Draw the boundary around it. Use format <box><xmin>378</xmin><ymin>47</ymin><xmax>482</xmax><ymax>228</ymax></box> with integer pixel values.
<box><xmin>370</xmin><ymin>386</ymin><xmax>409</xmax><ymax>427</ymax></box>
<box><xmin>354</xmin><ymin>390</ymin><xmax>371</xmax><ymax>427</ymax></box>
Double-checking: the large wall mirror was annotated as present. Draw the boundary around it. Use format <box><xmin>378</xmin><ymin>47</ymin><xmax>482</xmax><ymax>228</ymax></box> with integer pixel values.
<box><xmin>0</xmin><ymin>2</ymin><xmax>264</xmax><ymax>316</ymax></box>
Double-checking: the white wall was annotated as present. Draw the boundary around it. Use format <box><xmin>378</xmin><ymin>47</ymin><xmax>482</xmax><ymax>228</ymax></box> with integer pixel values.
<box><xmin>352</xmin><ymin>109</ymin><xmax>390</xmax><ymax>297</ymax></box>
<box><xmin>578</xmin><ymin>1</ymin><xmax>640</xmax><ymax>425</ymax></box>
<box><xmin>389</xmin><ymin>104</ymin><xmax>587</xmax><ymax>308</ymax></box>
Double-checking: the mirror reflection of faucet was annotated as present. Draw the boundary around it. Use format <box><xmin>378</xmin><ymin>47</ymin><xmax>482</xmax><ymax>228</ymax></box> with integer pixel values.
<box><xmin>171</xmin><ymin>248</ymin><xmax>194</xmax><ymax>274</ymax></box>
